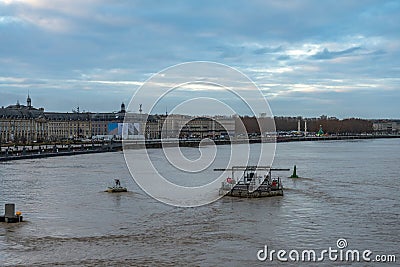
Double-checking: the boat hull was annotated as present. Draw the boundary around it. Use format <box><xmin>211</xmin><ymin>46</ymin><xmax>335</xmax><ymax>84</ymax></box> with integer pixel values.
<box><xmin>105</xmin><ymin>187</ymin><xmax>127</xmax><ymax>193</ymax></box>
<box><xmin>219</xmin><ymin>188</ymin><xmax>283</xmax><ymax>198</ymax></box>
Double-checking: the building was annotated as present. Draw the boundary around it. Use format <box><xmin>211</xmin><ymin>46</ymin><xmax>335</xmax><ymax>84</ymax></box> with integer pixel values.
<box><xmin>142</xmin><ymin>114</ymin><xmax>236</xmax><ymax>139</ymax></box>
<box><xmin>0</xmin><ymin>95</ymin><xmax>126</xmax><ymax>143</ymax></box>
<box><xmin>0</xmin><ymin>95</ymin><xmax>47</xmax><ymax>143</ymax></box>
<box><xmin>0</xmin><ymin>96</ymin><xmax>236</xmax><ymax>144</ymax></box>
<box><xmin>372</xmin><ymin>120</ymin><xmax>400</xmax><ymax>134</ymax></box>
<box><xmin>2</xmin><ymin>96</ymin><xmax>384</xmax><ymax>145</ymax></box>
<box><xmin>179</xmin><ymin>117</ymin><xmax>230</xmax><ymax>139</ymax></box>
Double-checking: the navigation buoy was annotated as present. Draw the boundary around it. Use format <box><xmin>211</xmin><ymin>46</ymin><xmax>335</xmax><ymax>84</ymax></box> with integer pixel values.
<box><xmin>290</xmin><ymin>165</ymin><xmax>299</xmax><ymax>178</ymax></box>
<box><xmin>1</xmin><ymin>203</ymin><xmax>23</xmax><ymax>223</ymax></box>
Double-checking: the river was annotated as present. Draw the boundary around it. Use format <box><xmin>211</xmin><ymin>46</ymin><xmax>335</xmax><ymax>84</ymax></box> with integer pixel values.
<box><xmin>0</xmin><ymin>139</ymin><xmax>399</xmax><ymax>266</ymax></box>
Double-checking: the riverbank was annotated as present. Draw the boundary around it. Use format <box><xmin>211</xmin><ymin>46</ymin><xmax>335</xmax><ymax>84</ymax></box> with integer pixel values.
<box><xmin>276</xmin><ymin>134</ymin><xmax>400</xmax><ymax>142</ymax></box>
<box><xmin>1</xmin><ymin>134</ymin><xmax>398</xmax><ymax>162</ymax></box>
<box><xmin>0</xmin><ymin>142</ymin><xmax>122</xmax><ymax>162</ymax></box>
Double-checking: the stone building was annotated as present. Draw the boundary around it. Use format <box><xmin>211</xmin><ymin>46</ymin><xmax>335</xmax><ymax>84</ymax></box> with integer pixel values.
<box><xmin>178</xmin><ymin>116</ymin><xmax>232</xmax><ymax>139</ymax></box>
<box><xmin>372</xmin><ymin>120</ymin><xmax>400</xmax><ymax>134</ymax></box>
<box><xmin>1</xmin><ymin>95</ymin><xmax>263</xmax><ymax>144</ymax></box>
<box><xmin>142</xmin><ymin>114</ymin><xmax>235</xmax><ymax>139</ymax></box>
<box><xmin>0</xmin><ymin>95</ymin><xmax>47</xmax><ymax>143</ymax></box>
<box><xmin>0</xmin><ymin>95</ymin><xmax>126</xmax><ymax>143</ymax></box>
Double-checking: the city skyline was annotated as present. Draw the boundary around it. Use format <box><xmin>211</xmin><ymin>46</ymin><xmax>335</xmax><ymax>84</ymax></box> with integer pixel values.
<box><xmin>1</xmin><ymin>93</ymin><xmax>398</xmax><ymax>121</ymax></box>
<box><xmin>1</xmin><ymin>1</ymin><xmax>399</xmax><ymax>118</ymax></box>
<box><xmin>1</xmin><ymin>92</ymin><xmax>400</xmax><ymax>120</ymax></box>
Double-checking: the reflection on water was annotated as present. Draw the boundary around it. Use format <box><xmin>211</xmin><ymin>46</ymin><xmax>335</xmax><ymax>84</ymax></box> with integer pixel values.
<box><xmin>1</xmin><ymin>139</ymin><xmax>399</xmax><ymax>266</ymax></box>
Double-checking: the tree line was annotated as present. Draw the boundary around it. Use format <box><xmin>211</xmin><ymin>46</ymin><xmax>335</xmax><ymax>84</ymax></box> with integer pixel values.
<box><xmin>236</xmin><ymin>116</ymin><xmax>373</xmax><ymax>135</ymax></box>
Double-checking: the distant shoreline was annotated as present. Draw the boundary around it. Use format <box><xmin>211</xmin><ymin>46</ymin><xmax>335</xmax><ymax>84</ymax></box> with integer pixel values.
<box><xmin>0</xmin><ymin>142</ymin><xmax>121</xmax><ymax>162</ymax></box>
<box><xmin>1</xmin><ymin>134</ymin><xmax>398</xmax><ymax>162</ymax></box>
<box><xmin>275</xmin><ymin>134</ymin><xmax>400</xmax><ymax>143</ymax></box>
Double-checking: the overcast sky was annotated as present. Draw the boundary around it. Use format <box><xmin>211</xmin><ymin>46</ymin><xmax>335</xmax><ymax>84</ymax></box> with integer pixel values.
<box><xmin>0</xmin><ymin>0</ymin><xmax>399</xmax><ymax>118</ymax></box>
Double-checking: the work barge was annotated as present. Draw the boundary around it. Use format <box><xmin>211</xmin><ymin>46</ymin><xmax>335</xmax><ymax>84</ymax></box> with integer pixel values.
<box><xmin>215</xmin><ymin>166</ymin><xmax>289</xmax><ymax>198</ymax></box>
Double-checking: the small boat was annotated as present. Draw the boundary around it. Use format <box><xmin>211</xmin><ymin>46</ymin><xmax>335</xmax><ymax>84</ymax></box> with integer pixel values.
<box><xmin>105</xmin><ymin>179</ymin><xmax>128</xmax><ymax>193</ymax></box>
<box><xmin>215</xmin><ymin>166</ymin><xmax>289</xmax><ymax>198</ymax></box>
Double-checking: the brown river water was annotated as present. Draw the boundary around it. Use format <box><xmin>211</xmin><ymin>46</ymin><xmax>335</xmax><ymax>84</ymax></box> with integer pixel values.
<box><xmin>0</xmin><ymin>139</ymin><xmax>399</xmax><ymax>266</ymax></box>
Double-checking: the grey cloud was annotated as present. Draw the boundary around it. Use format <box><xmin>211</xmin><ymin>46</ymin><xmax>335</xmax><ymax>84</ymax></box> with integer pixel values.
<box><xmin>276</xmin><ymin>55</ymin><xmax>291</xmax><ymax>61</ymax></box>
<box><xmin>0</xmin><ymin>1</ymin><xmax>399</xmax><ymax>117</ymax></box>
<box><xmin>310</xmin><ymin>47</ymin><xmax>362</xmax><ymax>60</ymax></box>
<box><xmin>253</xmin><ymin>46</ymin><xmax>283</xmax><ymax>55</ymax></box>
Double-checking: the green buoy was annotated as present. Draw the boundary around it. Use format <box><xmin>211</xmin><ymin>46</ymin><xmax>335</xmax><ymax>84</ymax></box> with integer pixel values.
<box><xmin>290</xmin><ymin>165</ymin><xmax>299</xmax><ymax>178</ymax></box>
<box><xmin>316</xmin><ymin>125</ymin><xmax>324</xmax><ymax>137</ymax></box>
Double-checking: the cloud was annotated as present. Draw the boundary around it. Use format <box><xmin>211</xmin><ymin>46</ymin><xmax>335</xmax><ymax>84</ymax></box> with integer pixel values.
<box><xmin>310</xmin><ymin>47</ymin><xmax>363</xmax><ymax>60</ymax></box>
<box><xmin>0</xmin><ymin>1</ymin><xmax>399</xmax><ymax>118</ymax></box>
<box><xmin>276</xmin><ymin>55</ymin><xmax>291</xmax><ymax>61</ymax></box>
<box><xmin>253</xmin><ymin>46</ymin><xmax>283</xmax><ymax>55</ymax></box>
<box><xmin>0</xmin><ymin>15</ymin><xmax>23</xmax><ymax>25</ymax></box>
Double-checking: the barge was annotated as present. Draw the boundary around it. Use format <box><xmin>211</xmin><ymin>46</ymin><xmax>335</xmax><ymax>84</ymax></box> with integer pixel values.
<box><xmin>215</xmin><ymin>166</ymin><xmax>289</xmax><ymax>198</ymax></box>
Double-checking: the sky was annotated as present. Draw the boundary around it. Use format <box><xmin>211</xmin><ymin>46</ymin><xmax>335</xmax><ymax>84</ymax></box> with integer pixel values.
<box><xmin>0</xmin><ymin>0</ymin><xmax>399</xmax><ymax>118</ymax></box>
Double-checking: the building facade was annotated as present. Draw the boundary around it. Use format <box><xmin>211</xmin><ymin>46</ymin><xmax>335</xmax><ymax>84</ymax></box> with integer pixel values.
<box><xmin>0</xmin><ymin>96</ymin><xmax>237</xmax><ymax>143</ymax></box>
<box><xmin>0</xmin><ymin>96</ymin><xmax>126</xmax><ymax>143</ymax></box>
<box><xmin>3</xmin><ymin>95</ymin><xmax>307</xmax><ymax>144</ymax></box>
<box><xmin>372</xmin><ymin>120</ymin><xmax>400</xmax><ymax>134</ymax></box>
<box><xmin>141</xmin><ymin>114</ymin><xmax>235</xmax><ymax>140</ymax></box>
